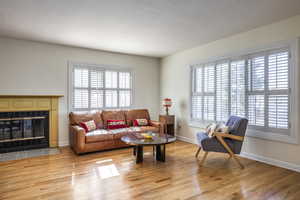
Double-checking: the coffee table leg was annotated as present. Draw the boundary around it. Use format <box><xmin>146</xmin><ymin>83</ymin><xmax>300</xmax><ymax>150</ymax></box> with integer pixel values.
<box><xmin>133</xmin><ymin>146</ymin><xmax>136</xmax><ymax>156</ymax></box>
<box><xmin>136</xmin><ymin>145</ymin><xmax>143</xmax><ymax>164</ymax></box>
<box><xmin>156</xmin><ymin>145</ymin><xmax>166</xmax><ymax>162</ymax></box>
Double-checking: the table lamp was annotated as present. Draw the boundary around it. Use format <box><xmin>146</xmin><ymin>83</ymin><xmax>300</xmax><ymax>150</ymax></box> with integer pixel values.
<box><xmin>163</xmin><ymin>98</ymin><xmax>172</xmax><ymax>115</ymax></box>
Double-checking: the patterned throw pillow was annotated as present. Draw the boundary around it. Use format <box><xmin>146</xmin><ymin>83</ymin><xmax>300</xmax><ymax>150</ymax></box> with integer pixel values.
<box><xmin>80</xmin><ymin>120</ymin><xmax>97</xmax><ymax>132</ymax></box>
<box><xmin>133</xmin><ymin>118</ymin><xmax>149</xmax><ymax>126</ymax></box>
<box><xmin>206</xmin><ymin>123</ymin><xmax>217</xmax><ymax>138</ymax></box>
<box><xmin>107</xmin><ymin>120</ymin><xmax>128</xmax><ymax>129</ymax></box>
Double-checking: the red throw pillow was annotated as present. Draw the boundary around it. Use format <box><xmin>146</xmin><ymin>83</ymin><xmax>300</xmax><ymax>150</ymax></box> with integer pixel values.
<box><xmin>107</xmin><ymin>120</ymin><xmax>128</xmax><ymax>129</ymax></box>
<box><xmin>133</xmin><ymin>118</ymin><xmax>149</xmax><ymax>126</ymax></box>
<box><xmin>80</xmin><ymin>120</ymin><xmax>96</xmax><ymax>132</ymax></box>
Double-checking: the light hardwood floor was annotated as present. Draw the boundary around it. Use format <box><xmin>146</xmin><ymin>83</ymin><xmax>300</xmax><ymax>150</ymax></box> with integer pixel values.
<box><xmin>1</xmin><ymin>141</ymin><xmax>300</xmax><ymax>200</ymax></box>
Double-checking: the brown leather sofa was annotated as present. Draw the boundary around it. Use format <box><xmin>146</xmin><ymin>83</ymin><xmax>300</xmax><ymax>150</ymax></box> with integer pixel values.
<box><xmin>69</xmin><ymin>109</ymin><xmax>162</xmax><ymax>154</ymax></box>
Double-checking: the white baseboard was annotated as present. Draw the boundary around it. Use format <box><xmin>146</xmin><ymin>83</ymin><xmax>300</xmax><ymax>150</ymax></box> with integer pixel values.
<box><xmin>177</xmin><ymin>135</ymin><xmax>300</xmax><ymax>173</ymax></box>
<box><xmin>240</xmin><ymin>152</ymin><xmax>300</xmax><ymax>173</ymax></box>
<box><xmin>176</xmin><ymin>135</ymin><xmax>197</xmax><ymax>144</ymax></box>
<box><xmin>58</xmin><ymin>140</ymin><xmax>69</xmax><ymax>147</ymax></box>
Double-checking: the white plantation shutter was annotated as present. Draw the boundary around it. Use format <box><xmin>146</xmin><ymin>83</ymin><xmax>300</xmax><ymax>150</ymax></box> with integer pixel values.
<box><xmin>230</xmin><ymin>60</ymin><xmax>246</xmax><ymax>117</ymax></box>
<box><xmin>248</xmin><ymin>55</ymin><xmax>266</xmax><ymax>126</ymax></box>
<box><xmin>249</xmin><ymin>56</ymin><xmax>265</xmax><ymax>91</ymax></box>
<box><xmin>204</xmin><ymin>65</ymin><xmax>215</xmax><ymax>92</ymax></box>
<box><xmin>90</xmin><ymin>69</ymin><xmax>104</xmax><ymax>109</ymax></box>
<box><xmin>71</xmin><ymin>64</ymin><xmax>132</xmax><ymax>111</ymax></box>
<box><xmin>119</xmin><ymin>90</ymin><xmax>131</xmax><ymax>107</ymax></box>
<box><xmin>248</xmin><ymin>95</ymin><xmax>265</xmax><ymax>126</ymax></box>
<box><xmin>267</xmin><ymin>50</ymin><xmax>289</xmax><ymax>129</ymax></box>
<box><xmin>91</xmin><ymin>70</ymin><xmax>104</xmax><ymax>88</ymax></box>
<box><xmin>268</xmin><ymin>52</ymin><xmax>289</xmax><ymax>90</ymax></box>
<box><xmin>195</xmin><ymin>68</ymin><xmax>202</xmax><ymax>93</ymax></box>
<box><xmin>191</xmin><ymin>66</ymin><xmax>203</xmax><ymax>120</ymax></box>
<box><xmin>216</xmin><ymin>62</ymin><xmax>229</xmax><ymax>122</ymax></box>
<box><xmin>191</xmin><ymin>96</ymin><xmax>202</xmax><ymax>120</ymax></box>
<box><xmin>119</xmin><ymin>72</ymin><xmax>131</xmax><ymax>89</ymax></box>
<box><xmin>74</xmin><ymin>89</ymin><xmax>88</xmax><ymax>109</ymax></box>
<box><xmin>203</xmin><ymin>96</ymin><xmax>214</xmax><ymax>121</ymax></box>
<box><xmin>105</xmin><ymin>90</ymin><xmax>118</xmax><ymax>107</ymax></box>
<box><xmin>91</xmin><ymin>90</ymin><xmax>104</xmax><ymax>108</ymax></box>
<box><xmin>191</xmin><ymin>47</ymin><xmax>290</xmax><ymax>135</ymax></box>
<box><xmin>268</xmin><ymin>95</ymin><xmax>289</xmax><ymax>129</ymax></box>
<box><xmin>203</xmin><ymin>65</ymin><xmax>215</xmax><ymax>121</ymax></box>
<box><xmin>74</xmin><ymin>68</ymin><xmax>88</xmax><ymax>88</ymax></box>
<box><xmin>105</xmin><ymin>71</ymin><xmax>118</xmax><ymax>88</ymax></box>
<box><xmin>119</xmin><ymin>72</ymin><xmax>132</xmax><ymax>107</ymax></box>
<box><xmin>73</xmin><ymin>68</ymin><xmax>89</xmax><ymax>109</ymax></box>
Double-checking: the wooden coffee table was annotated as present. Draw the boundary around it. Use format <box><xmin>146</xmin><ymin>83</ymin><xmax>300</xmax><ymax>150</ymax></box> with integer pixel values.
<box><xmin>121</xmin><ymin>133</ymin><xmax>176</xmax><ymax>163</ymax></box>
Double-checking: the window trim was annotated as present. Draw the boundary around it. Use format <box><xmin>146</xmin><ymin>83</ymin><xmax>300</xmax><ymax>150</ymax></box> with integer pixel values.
<box><xmin>68</xmin><ymin>61</ymin><xmax>135</xmax><ymax>112</ymax></box>
<box><xmin>189</xmin><ymin>39</ymin><xmax>299</xmax><ymax>144</ymax></box>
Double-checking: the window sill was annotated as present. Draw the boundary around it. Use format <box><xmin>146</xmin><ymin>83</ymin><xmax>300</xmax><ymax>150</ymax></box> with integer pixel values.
<box><xmin>188</xmin><ymin>121</ymin><xmax>207</xmax><ymax>130</ymax></box>
<box><xmin>246</xmin><ymin>129</ymin><xmax>298</xmax><ymax>144</ymax></box>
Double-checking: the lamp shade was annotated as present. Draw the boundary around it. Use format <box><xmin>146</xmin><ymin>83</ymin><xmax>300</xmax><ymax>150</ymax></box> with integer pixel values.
<box><xmin>163</xmin><ymin>98</ymin><xmax>172</xmax><ymax>107</ymax></box>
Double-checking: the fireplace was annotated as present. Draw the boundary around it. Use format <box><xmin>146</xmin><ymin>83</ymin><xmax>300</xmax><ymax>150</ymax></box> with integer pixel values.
<box><xmin>0</xmin><ymin>111</ymin><xmax>49</xmax><ymax>153</ymax></box>
<box><xmin>0</xmin><ymin>95</ymin><xmax>62</xmax><ymax>150</ymax></box>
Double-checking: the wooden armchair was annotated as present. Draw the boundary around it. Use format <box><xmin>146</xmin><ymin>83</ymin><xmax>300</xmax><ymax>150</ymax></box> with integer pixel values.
<box><xmin>195</xmin><ymin>116</ymin><xmax>248</xmax><ymax>169</ymax></box>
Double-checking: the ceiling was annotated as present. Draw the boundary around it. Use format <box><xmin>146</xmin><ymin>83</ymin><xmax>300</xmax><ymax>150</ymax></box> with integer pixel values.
<box><xmin>0</xmin><ymin>0</ymin><xmax>300</xmax><ymax>57</ymax></box>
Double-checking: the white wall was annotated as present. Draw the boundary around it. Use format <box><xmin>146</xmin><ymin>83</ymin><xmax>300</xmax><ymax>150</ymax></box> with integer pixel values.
<box><xmin>0</xmin><ymin>37</ymin><xmax>161</xmax><ymax>146</ymax></box>
<box><xmin>161</xmin><ymin>15</ymin><xmax>300</xmax><ymax>167</ymax></box>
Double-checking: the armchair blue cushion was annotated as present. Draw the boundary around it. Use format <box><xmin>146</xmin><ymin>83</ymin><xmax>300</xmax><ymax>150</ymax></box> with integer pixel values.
<box><xmin>196</xmin><ymin>116</ymin><xmax>248</xmax><ymax>155</ymax></box>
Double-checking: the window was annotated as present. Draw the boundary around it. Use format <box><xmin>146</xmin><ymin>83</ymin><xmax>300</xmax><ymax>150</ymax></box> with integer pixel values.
<box><xmin>70</xmin><ymin>63</ymin><xmax>132</xmax><ymax>111</ymax></box>
<box><xmin>191</xmin><ymin>48</ymin><xmax>290</xmax><ymax>134</ymax></box>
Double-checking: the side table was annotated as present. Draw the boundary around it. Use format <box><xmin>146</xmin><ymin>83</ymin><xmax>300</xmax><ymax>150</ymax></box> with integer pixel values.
<box><xmin>159</xmin><ymin>115</ymin><xmax>175</xmax><ymax>136</ymax></box>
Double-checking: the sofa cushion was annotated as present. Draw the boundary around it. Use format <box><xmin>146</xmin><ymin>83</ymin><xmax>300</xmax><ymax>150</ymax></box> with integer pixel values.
<box><xmin>85</xmin><ymin>129</ymin><xmax>114</xmax><ymax>143</ymax></box>
<box><xmin>125</xmin><ymin>109</ymin><xmax>150</xmax><ymax>126</ymax></box>
<box><xmin>70</xmin><ymin>111</ymin><xmax>104</xmax><ymax>129</ymax></box>
<box><xmin>102</xmin><ymin>110</ymin><xmax>126</xmax><ymax>128</ymax></box>
<box><xmin>109</xmin><ymin>128</ymin><xmax>131</xmax><ymax>139</ymax></box>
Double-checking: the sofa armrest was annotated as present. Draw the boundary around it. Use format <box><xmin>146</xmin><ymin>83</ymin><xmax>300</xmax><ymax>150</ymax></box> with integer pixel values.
<box><xmin>150</xmin><ymin>120</ymin><xmax>164</xmax><ymax>135</ymax></box>
<box><xmin>69</xmin><ymin>125</ymin><xmax>86</xmax><ymax>154</ymax></box>
<box><xmin>150</xmin><ymin>120</ymin><xmax>161</xmax><ymax>128</ymax></box>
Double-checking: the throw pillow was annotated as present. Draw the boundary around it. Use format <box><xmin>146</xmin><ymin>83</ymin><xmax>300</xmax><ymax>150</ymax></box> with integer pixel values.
<box><xmin>206</xmin><ymin>123</ymin><xmax>217</xmax><ymax>137</ymax></box>
<box><xmin>133</xmin><ymin>118</ymin><xmax>149</xmax><ymax>126</ymax></box>
<box><xmin>80</xmin><ymin>120</ymin><xmax>97</xmax><ymax>133</ymax></box>
<box><xmin>216</xmin><ymin>123</ymin><xmax>229</xmax><ymax>133</ymax></box>
<box><xmin>107</xmin><ymin>119</ymin><xmax>128</xmax><ymax>129</ymax></box>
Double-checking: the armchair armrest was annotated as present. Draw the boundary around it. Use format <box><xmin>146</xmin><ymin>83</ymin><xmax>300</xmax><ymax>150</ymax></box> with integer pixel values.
<box><xmin>214</xmin><ymin>132</ymin><xmax>244</xmax><ymax>141</ymax></box>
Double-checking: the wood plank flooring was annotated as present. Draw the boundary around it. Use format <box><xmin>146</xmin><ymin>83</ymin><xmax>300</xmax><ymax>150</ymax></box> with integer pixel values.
<box><xmin>1</xmin><ymin>141</ymin><xmax>300</xmax><ymax>200</ymax></box>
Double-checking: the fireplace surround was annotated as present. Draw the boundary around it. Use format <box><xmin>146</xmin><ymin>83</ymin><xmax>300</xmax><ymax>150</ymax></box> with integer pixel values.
<box><xmin>0</xmin><ymin>95</ymin><xmax>62</xmax><ymax>152</ymax></box>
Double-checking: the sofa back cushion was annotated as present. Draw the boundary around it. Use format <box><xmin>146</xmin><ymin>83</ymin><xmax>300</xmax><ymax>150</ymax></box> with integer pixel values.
<box><xmin>125</xmin><ymin>109</ymin><xmax>150</xmax><ymax>126</ymax></box>
<box><xmin>102</xmin><ymin>110</ymin><xmax>126</xmax><ymax>128</ymax></box>
<box><xmin>69</xmin><ymin>111</ymin><xmax>104</xmax><ymax>129</ymax></box>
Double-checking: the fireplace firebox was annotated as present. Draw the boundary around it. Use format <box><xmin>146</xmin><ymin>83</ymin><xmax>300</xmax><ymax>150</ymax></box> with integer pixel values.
<box><xmin>0</xmin><ymin>111</ymin><xmax>49</xmax><ymax>153</ymax></box>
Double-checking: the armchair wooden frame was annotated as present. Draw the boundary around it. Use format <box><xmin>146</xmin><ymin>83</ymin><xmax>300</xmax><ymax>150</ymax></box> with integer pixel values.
<box><xmin>195</xmin><ymin>132</ymin><xmax>245</xmax><ymax>169</ymax></box>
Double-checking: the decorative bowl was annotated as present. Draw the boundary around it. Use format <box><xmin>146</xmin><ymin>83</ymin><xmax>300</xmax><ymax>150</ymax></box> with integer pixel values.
<box><xmin>141</xmin><ymin>133</ymin><xmax>153</xmax><ymax>139</ymax></box>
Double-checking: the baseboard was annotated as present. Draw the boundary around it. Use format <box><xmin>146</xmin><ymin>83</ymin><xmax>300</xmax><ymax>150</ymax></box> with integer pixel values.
<box><xmin>176</xmin><ymin>135</ymin><xmax>197</xmax><ymax>144</ymax></box>
<box><xmin>58</xmin><ymin>140</ymin><xmax>69</xmax><ymax>147</ymax></box>
<box><xmin>240</xmin><ymin>152</ymin><xmax>300</xmax><ymax>173</ymax></box>
<box><xmin>177</xmin><ymin>135</ymin><xmax>300</xmax><ymax>173</ymax></box>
